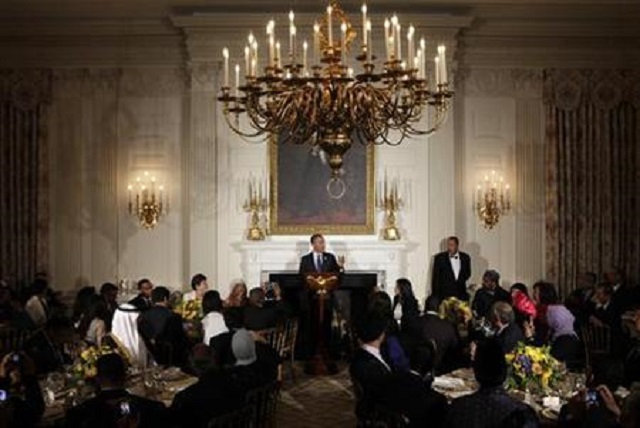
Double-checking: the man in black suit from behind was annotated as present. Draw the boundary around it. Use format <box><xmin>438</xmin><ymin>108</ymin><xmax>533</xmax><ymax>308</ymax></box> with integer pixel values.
<box><xmin>65</xmin><ymin>353</ymin><xmax>168</xmax><ymax>428</ymax></box>
<box><xmin>351</xmin><ymin>312</ymin><xmax>448</xmax><ymax>428</ymax></box>
<box><xmin>411</xmin><ymin>295</ymin><xmax>460</xmax><ymax>375</ymax></box>
<box><xmin>431</xmin><ymin>236</ymin><xmax>471</xmax><ymax>301</ymax></box>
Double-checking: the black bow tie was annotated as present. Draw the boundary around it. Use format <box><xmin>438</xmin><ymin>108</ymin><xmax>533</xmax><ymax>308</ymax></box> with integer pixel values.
<box><xmin>450</xmin><ymin>255</ymin><xmax>458</xmax><ymax>259</ymax></box>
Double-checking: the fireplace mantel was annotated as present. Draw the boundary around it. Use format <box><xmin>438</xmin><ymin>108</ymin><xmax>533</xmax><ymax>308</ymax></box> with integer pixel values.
<box><xmin>232</xmin><ymin>238</ymin><xmax>417</xmax><ymax>290</ymax></box>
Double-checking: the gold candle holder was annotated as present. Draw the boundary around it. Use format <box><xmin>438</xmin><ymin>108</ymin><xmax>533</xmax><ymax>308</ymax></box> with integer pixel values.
<box><xmin>243</xmin><ymin>177</ymin><xmax>268</xmax><ymax>241</ymax></box>
<box><xmin>376</xmin><ymin>174</ymin><xmax>403</xmax><ymax>241</ymax></box>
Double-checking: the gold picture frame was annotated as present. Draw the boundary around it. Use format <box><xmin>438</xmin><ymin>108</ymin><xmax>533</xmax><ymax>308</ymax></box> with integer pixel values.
<box><xmin>269</xmin><ymin>136</ymin><xmax>375</xmax><ymax>235</ymax></box>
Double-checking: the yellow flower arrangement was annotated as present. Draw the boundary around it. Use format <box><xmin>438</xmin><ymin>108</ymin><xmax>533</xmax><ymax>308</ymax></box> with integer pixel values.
<box><xmin>73</xmin><ymin>344</ymin><xmax>124</xmax><ymax>380</ymax></box>
<box><xmin>506</xmin><ymin>343</ymin><xmax>562</xmax><ymax>392</ymax></box>
<box><xmin>175</xmin><ymin>298</ymin><xmax>203</xmax><ymax>321</ymax></box>
<box><xmin>438</xmin><ymin>297</ymin><xmax>473</xmax><ymax>325</ymax></box>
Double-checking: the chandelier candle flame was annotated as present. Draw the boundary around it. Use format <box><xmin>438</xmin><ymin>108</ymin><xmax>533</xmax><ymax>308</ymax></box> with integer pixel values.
<box><xmin>475</xmin><ymin>170</ymin><xmax>512</xmax><ymax>230</ymax></box>
<box><xmin>218</xmin><ymin>1</ymin><xmax>453</xmax><ymax>196</ymax></box>
<box><xmin>127</xmin><ymin>171</ymin><xmax>165</xmax><ymax>230</ymax></box>
<box><xmin>376</xmin><ymin>173</ymin><xmax>403</xmax><ymax>240</ymax></box>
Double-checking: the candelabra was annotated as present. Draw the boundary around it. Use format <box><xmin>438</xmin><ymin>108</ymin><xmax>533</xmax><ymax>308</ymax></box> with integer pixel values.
<box><xmin>376</xmin><ymin>175</ymin><xmax>403</xmax><ymax>241</ymax></box>
<box><xmin>243</xmin><ymin>178</ymin><xmax>268</xmax><ymax>241</ymax></box>
<box><xmin>475</xmin><ymin>170</ymin><xmax>511</xmax><ymax>230</ymax></box>
<box><xmin>218</xmin><ymin>1</ymin><xmax>453</xmax><ymax>196</ymax></box>
<box><xmin>127</xmin><ymin>171</ymin><xmax>165</xmax><ymax>230</ymax></box>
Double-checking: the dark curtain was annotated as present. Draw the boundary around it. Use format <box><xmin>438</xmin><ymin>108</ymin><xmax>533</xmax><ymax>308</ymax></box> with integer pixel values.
<box><xmin>544</xmin><ymin>69</ymin><xmax>640</xmax><ymax>296</ymax></box>
<box><xmin>0</xmin><ymin>70</ymin><xmax>51</xmax><ymax>285</ymax></box>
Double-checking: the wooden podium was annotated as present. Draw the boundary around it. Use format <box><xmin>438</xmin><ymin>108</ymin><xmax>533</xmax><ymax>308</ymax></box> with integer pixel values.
<box><xmin>304</xmin><ymin>272</ymin><xmax>340</xmax><ymax>375</ymax></box>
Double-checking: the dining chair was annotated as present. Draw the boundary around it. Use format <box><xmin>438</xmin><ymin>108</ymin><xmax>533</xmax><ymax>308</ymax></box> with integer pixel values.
<box><xmin>0</xmin><ymin>326</ymin><xmax>30</xmax><ymax>355</ymax></box>
<box><xmin>279</xmin><ymin>318</ymin><xmax>299</xmax><ymax>381</ymax></box>
<box><xmin>581</xmin><ymin>323</ymin><xmax>611</xmax><ymax>376</ymax></box>
<box><xmin>208</xmin><ymin>403</ymin><xmax>255</xmax><ymax>428</ymax></box>
<box><xmin>246</xmin><ymin>380</ymin><xmax>281</xmax><ymax>428</ymax></box>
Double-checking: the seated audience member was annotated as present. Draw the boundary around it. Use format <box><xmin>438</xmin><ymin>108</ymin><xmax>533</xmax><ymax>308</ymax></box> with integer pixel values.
<box><xmin>24</xmin><ymin>279</ymin><xmax>49</xmax><ymax>328</ymax></box>
<box><xmin>137</xmin><ymin>286</ymin><xmax>191</xmax><ymax>367</ymax></box>
<box><xmin>369</xmin><ymin>291</ymin><xmax>411</xmax><ymax>372</ymax></box>
<box><xmin>0</xmin><ymin>282</ymin><xmax>17</xmax><ymax>324</ymax></box>
<box><xmin>78</xmin><ymin>296</ymin><xmax>109</xmax><ymax>346</ymax></box>
<box><xmin>223</xmin><ymin>279</ymin><xmax>248</xmax><ymax>329</ymax></box>
<box><xmin>605</xmin><ymin>268</ymin><xmax>638</xmax><ymax>313</ymax></box>
<box><xmin>535</xmin><ymin>282</ymin><xmax>581</xmax><ymax>364</ymax></box>
<box><xmin>184</xmin><ymin>273</ymin><xmax>209</xmax><ymax>302</ymax></box>
<box><xmin>351</xmin><ymin>312</ymin><xmax>448</xmax><ymax>427</ymax></box>
<box><xmin>510</xmin><ymin>283</ymin><xmax>537</xmax><ymax>327</ymax></box>
<box><xmin>229</xmin><ymin>329</ymin><xmax>278</xmax><ymax>396</ymax></box>
<box><xmin>565</xmin><ymin>272</ymin><xmax>597</xmax><ymax>326</ymax></box>
<box><xmin>170</xmin><ymin>344</ymin><xmax>244</xmax><ymax>428</ymax></box>
<box><xmin>393</xmin><ymin>278</ymin><xmax>420</xmax><ymax>334</ymax></box>
<box><xmin>350</xmin><ymin>312</ymin><xmax>394</xmax><ymax>420</ymax></box>
<box><xmin>589</xmin><ymin>282</ymin><xmax>626</xmax><ymax>356</ymax></box>
<box><xmin>0</xmin><ymin>353</ymin><xmax>45</xmax><ymax>427</ymax></box>
<box><xmin>201</xmin><ymin>290</ymin><xmax>228</xmax><ymax>345</ymax></box>
<box><xmin>111</xmin><ymin>303</ymin><xmax>149</xmax><ymax>369</ymax></box>
<box><xmin>243</xmin><ymin>285</ymin><xmax>284</xmax><ymax>331</ymax></box>
<box><xmin>445</xmin><ymin>339</ymin><xmax>538</xmax><ymax>428</ymax></box>
<box><xmin>488</xmin><ymin>301</ymin><xmax>525</xmax><ymax>354</ymax></box>
<box><xmin>472</xmin><ymin>270</ymin><xmax>511</xmax><ymax>319</ymax></box>
<box><xmin>411</xmin><ymin>295</ymin><xmax>459</xmax><ymax>375</ymax></box>
<box><xmin>128</xmin><ymin>278</ymin><xmax>154</xmax><ymax>311</ymax></box>
<box><xmin>99</xmin><ymin>282</ymin><xmax>119</xmax><ymax>329</ymax></box>
<box><xmin>65</xmin><ymin>353</ymin><xmax>167</xmax><ymax>428</ymax></box>
<box><xmin>72</xmin><ymin>286</ymin><xmax>97</xmax><ymax>329</ymax></box>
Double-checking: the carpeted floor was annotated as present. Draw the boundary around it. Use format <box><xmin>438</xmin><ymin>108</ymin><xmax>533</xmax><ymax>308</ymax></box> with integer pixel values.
<box><xmin>276</xmin><ymin>363</ymin><xmax>357</xmax><ymax>427</ymax></box>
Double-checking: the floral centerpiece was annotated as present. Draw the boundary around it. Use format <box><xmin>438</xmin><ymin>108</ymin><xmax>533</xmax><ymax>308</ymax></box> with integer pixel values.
<box><xmin>439</xmin><ymin>297</ymin><xmax>473</xmax><ymax>338</ymax></box>
<box><xmin>175</xmin><ymin>298</ymin><xmax>204</xmax><ymax>342</ymax></box>
<box><xmin>73</xmin><ymin>344</ymin><xmax>124</xmax><ymax>380</ymax></box>
<box><xmin>506</xmin><ymin>343</ymin><xmax>563</xmax><ymax>393</ymax></box>
<box><xmin>439</xmin><ymin>297</ymin><xmax>472</xmax><ymax>324</ymax></box>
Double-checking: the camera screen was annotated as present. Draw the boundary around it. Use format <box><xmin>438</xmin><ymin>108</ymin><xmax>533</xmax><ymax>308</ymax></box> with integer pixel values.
<box><xmin>119</xmin><ymin>402</ymin><xmax>131</xmax><ymax>416</ymax></box>
<box><xmin>0</xmin><ymin>390</ymin><xmax>7</xmax><ymax>402</ymax></box>
<box><xmin>585</xmin><ymin>390</ymin><xmax>599</xmax><ymax>405</ymax></box>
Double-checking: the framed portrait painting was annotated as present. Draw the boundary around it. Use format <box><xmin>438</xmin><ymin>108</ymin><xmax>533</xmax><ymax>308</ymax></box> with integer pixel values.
<box><xmin>269</xmin><ymin>136</ymin><xmax>375</xmax><ymax>235</ymax></box>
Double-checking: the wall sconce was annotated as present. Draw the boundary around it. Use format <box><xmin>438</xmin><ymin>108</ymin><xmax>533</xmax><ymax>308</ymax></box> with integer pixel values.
<box><xmin>127</xmin><ymin>171</ymin><xmax>165</xmax><ymax>230</ymax></box>
<box><xmin>474</xmin><ymin>170</ymin><xmax>511</xmax><ymax>230</ymax></box>
<box><xmin>376</xmin><ymin>174</ymin><xmax>403</xmax><ymax>241</ymax></box>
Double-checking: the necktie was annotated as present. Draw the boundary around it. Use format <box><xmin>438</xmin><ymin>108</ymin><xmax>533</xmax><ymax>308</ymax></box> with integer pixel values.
<box><xmin>317</xmin><ymin>254</ymin><xmax>323</xmax><ymax>272</ymax></box>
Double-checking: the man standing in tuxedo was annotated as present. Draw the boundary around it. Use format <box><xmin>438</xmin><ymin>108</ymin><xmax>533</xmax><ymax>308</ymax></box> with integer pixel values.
<box><xmin>431</xmin><ymin>236</ymin><xmax>471</xmax><ymax>301</ymax></box>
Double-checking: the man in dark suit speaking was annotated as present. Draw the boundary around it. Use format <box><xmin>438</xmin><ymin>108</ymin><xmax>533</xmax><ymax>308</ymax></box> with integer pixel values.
<box><xmin>431</xmin><ymin>236</ymin><xmax>471</xmax><ymax>301</ymax></box>
<box><xmin>299</xmin><ymin>233</ymin><xmax>345</xmax><ymax>275</ymax></box>
<box><xmin>298</xmin><ymin>234</ymin><xmax>345</xmax><ymax>360</ymax></box>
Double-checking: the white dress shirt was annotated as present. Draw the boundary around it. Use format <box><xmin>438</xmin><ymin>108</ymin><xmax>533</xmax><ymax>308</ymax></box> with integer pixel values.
<box><xmin>362</xmin><ymin>344</ymin><xmax>391</xmax><ymax>371</ymax></box>
<box><xmin>313</xmin><ymin>251</ymin><xmax>324</xmax><ymax>271</ymax></box>
<box><xmin>449</xmin><ymin>252</ymin><xmax>461</xmax><ymax>280</ymax></box>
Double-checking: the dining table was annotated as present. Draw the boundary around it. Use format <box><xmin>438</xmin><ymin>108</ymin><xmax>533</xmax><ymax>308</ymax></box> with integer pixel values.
<box><xmin>432</xmin><ymin>368</ymin><xmax>585</xmax><ymax>426</ymax></box>
<box><xmin>38</xmin><ymin>365</ymin><xmax>197</xmax><ymax>426</ymax></box>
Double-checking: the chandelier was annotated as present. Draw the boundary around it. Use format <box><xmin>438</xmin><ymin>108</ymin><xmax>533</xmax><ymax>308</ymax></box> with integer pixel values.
<box><xmin>217</xmin><ymin>2</ymin><xmax>453</xmax><ymax>196</ymax></box>
<box><xmin>475</xmin><ymin>171</ymin><xmax>511</xmax><ymax>230</ymax></box>
<box><xmin>127</xmin><ymin>172</ymin><xmax>166</xmax><ymax>230</ymax></box>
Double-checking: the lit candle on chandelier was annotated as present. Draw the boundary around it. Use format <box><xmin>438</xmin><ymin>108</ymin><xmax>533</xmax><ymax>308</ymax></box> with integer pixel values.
<box><xmin>434</xmin><ymin>56</ymin><xmax>441</xmax><ymax>87</ymax></box>
<box><xmin>222</xmin><ymin>48</ymin><xmax>229</xmax><ymax>87</ymax></box>
<box><xmin>234</xmin><ymin>64</ymin><xmax>240</xmax><ymax>97</ymax></box>
<box><xmin>289</xmin><ymin>10</ymin><xmax>296</xmax><ymax>61</ymax></box>
<box><xmin>340</xmin><ymin>22</ymin><xmax>347</xmax><ymax>65</ymax></box>
<box><xmin>244</xmin><ymin>46</ymin><xmax>250</xmax><ymax>77</ymax></box>
<box><xmin>313</xmin><ymin>22</ymin><xmax>320</xmax><ymax>66</ymax></box>
<box><xmin>438</xmin><ymin>45</ymin><xmax>447</xmax><ymax>84</ymax></box>
<box><xmin>420</xmin><ymin>38</ymin><xmax>426</xmax><ymax>79</ymax></box>
<box><xmin>366</xmin><ymin>19</ymin><xmax>372</xmax><ymax>63</ymax></box>
<box><xmin>266</xmin><ymin>20</ymin><xmax>275</xmax><ymax>67</ymax></box>
<box><xmin>275</xmin><ymin>41</ymin><xmax>282</xmax><ymax>69</ymax></box>
<box><xmin>361</xmin><ymin>4</ymin><xmax>368</xmax><ymax>45</ymax></box>
<box><xmin>384</xmin><ymin>19</ymin><xmax>391</xmax><ymax>60</ymax></box>
<box><xmin>407</xmin><ymin>25</ymin><xmax>415</xmax><ymax>70</ymax></box>
<box><xmin>327</xmin><ymin>5</ymin><xmax>333</xmax><ymax>47</ymax></box>
<box><xmin>302</xmin><ymin>40</ymin><xmax>308</xmax><ymax>76</ymax></box>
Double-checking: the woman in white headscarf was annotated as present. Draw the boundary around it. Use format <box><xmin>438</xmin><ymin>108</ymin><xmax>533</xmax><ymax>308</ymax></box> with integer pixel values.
<box><xmin>110</xmin><ymin>303</ymin><xmax>149</xmax><ymax>369</ymax></box>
